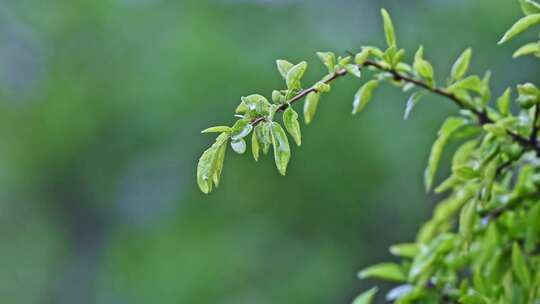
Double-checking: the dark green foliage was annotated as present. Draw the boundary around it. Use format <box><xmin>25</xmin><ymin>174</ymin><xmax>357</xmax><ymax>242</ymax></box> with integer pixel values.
<box><xmin>198</xmin><ymin>1</ymin><xmax>540</xmax><ymax>302</ymax></box>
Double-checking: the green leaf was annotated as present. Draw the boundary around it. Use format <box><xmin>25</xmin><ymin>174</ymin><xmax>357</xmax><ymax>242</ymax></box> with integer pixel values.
<box><xmin>231</xmin><ymin>139</ymin><xmax>246</xmax><ymax>154</ymax></box>
<box><xmin>201</xmin><ymin>126</ymin><xmax>231</xmax><ymax>133</ymax></box>
<box><xmin>283</xmin><ymin>106</ymin><xmax>301</xmax><ymax>146</ymax></box>
<box><xmin>212</xmin><ymin>142</ymin><xmax>227</xmax><ymax>187</ymax></box>
<box><xmin>317</xmin><ymin>51</ymin><xmax>336</xmax><ymax>73</ymax></box>
<box><xmin>381</xmin><ymin>8</ymin><xmax>396</xmax><ymax>48</ymax></box>
<box><xmin>286</xmin><ymin>61</ymin><xmax>308</xmax><ymax>90</ymax></box>
<box><xmin>197</xmin><ymin>133</ymin><xmax>229</xmax><ymax>194</ymax></box>
<box><xmin>459</xmin><ymin>199</ymin><xmax>477</xmax><ymax>241</ymax></box>
<box><xmin>270</xmin><ymin>122</ymin><xmax>291</xmax><ymax>175</ymax></box>
<box><xmin>513</xmin><ymin>42</ymin><xmax>540</xmax><ymax>58</ymax></box>
<box><xmin>520</xmin><ymin>0</ymin><xmax>540</xmax><ymax>15</ymax></box>
<box><xmin>451</xmin><ymin>48</ymin><xmax>472</xmax><ymax>82</ymax></box>
<box><xmin>276</xmin><ymin>59</ymin><xmax>294</xmax><ymax>79</ymax></box>
<box><xmin>404</xmin><ymin>91</ymin><xmax>425</xmax><ymax>120</ymax></box>
<box><xmin>459</xmin><ymin>294</ymin><xmax>488</xmax><ymax>304</ymax></box>
<box><xmin>251</xmin><ymin>131</ymin><xmax>260</xmax><ymax>161</ymax></box>
<box><xmin>424</xmin><ymin>117</ymin><xmax>467</xmax><ymax>192</ymax></box>
<box><xmin>231</xmin><ymin>119</ymin><xmax>253</xmax><ymax>141</ymax></box>
<box><xmin>413</xmin><ymin>46</ymin><xmax>435</xmax><ymax>86</ymax></box>
<box><xmin>359</xmin><ymin>263</ymin><xmax>406</xmax><ymax>282</ymax></box>
<box><xmin>389</xmin><ymin>243</ymin><xmax>419</xmax><ymax>258</ymax></box>
<box><xmin>351</xmin><ymin>287</ymin><xmax>378</xmax><ymax>304</ymax></box>
<box><xmin>272</xmin><ymin>90</ymin><xmax>285</xmax><ymax>104</ymax></box>
<box><xmin>512</xmin><ymin>242</ymin><xmax>531</xmax><ymax>289</ymax></box>
<box><xmin>448</xmin><ymin>75</ymin><xmax>482</xmax><ymax>94</ymax></box>
<box><xmin>497</xmin><ymin>88</ymin><xmax>512</xmax><ymax>116</ymax></box>
<box><xmin>352</xmin><ymin>80</ymin><xmax>379</xmax><ymax>114</ymax></box>
<box><xmin>498</xmin><ymin>14</ymin><xmax>540</xmax><ymax>45</ymax></box>
<box><xmin>355</xmin><ymin>48</ymin><xmax>371</xmax><ymax>65</ymax></box>
<box><xmin>313</xmin><ymin>81</ymin><xmax>331</xmax><ymax>93</ymax></box>
<box><xmin>345</xmin><ymin>64</ymin><xmax>361</xmax><ymax>78</ymax></box>
<box><xmin>525</xmin><ymin>203</ymin><xmax>540</xmax><ymax>253</ymax></box>
<box><xmin>483</xmin><ymin>123</ymin><xmax>507</xmax><ymax>137</ymax></box>
<box><xmin>255</xmin><ymin>123</ymin><xmax>271</xmax><ymax>155</ymax></box>
<box><xmin>304</xmin><ymin>92</ymin><xmax>320</xmax><ymax>124</ymax></box>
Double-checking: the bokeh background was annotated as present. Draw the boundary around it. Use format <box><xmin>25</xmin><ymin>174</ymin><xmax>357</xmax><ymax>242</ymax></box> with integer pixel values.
<box><xmin>1</xmin><ymin>0</ymin><xmax>539</xmax><ymax>303</ymax></box>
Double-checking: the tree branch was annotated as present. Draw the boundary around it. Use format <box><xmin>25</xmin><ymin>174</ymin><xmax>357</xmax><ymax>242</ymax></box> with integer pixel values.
<box><xmin>251</xmin><ymin>59</ymin><xmax>540</xmax><ymax>157</ymax></box>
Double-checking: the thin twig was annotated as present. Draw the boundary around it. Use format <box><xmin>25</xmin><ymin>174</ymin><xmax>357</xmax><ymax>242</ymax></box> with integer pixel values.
<box><xmin>250</xmin><ymin>59</ymin><xmax>540</xmax><ymax>157</ymax></box>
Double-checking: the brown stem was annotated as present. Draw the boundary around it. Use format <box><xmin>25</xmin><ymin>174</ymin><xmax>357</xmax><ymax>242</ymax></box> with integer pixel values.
<box><xmin>250</xmin><ymin>59</ymin><xmax>540</xmax><ymax>157</ymax></box>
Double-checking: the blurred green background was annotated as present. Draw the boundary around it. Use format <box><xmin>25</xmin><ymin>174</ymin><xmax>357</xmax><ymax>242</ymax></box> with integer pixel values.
<box><xmin>0</xmin><ymin>0</ymin><xmax>538</xmax><ymax>303</ymax></box>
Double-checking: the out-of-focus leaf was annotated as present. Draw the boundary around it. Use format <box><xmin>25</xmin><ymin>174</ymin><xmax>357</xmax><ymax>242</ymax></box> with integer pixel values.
<box><xmin>345</xmin><ymin>64</ymin><xmax>361</xmax><ymax>78</ymax></box>
<box><xmin>390</xmin><ymin>243</ymin><xmax>419</xmax><ymax>258</ymax></box>
<box><xmin>283</xmin><ymin>107</ymin><xmax>301</xmax><ymax>146</ymax></box>
<box><xmin>497</xmin><ymin>88</ymin><xmax>512</xmax><ymax>116</ymax></box>
<box><xmin>352</xmin><ymin>287</ymin><xmax>378</xmax><ymax>304</ymax></box>
<box><xmin>498</xmin><ymin>14</ymin><xmax>540</xmax><ymax>45</ymax></box>
<box><xmin>352</xmin><ymin>80</ymin><xmax>379</xmax><ymax>114</ymax></box>
<box><xmin>358</xmin><ymin>263</ymin><xmax>406</xmax><ymax>282</ymax></box>
<box><xmin>201</xmin><ymin>126</ymin><xmax>231</xmax><ymax>133</ymax></box>
<box><xmin>525</xmin><ymin>203</ymin><xmax>540</xmax><ymax>253</ymax></box>
<box><xmin>513</xmin><ymin>42</ymin><xmax>540</xmax><ymax>58</ymax></box>
<box><xmin>520</xmin><ymin>0</ymin><xmax>540</xmax><ymax>15</ymax></box>
<box><xmin>512</xmin><ymin>242</ymin><xmax>531</xmax><ymax>289</ymax></box>
<box><xmin>270</xmin><ymin>122</ymin><xmax>291</xmax><ymax>175</ymax></box>
<box><xmin>424</xmin><ymin>117</ymin><xmax>467</xmax><ymax>192</ymax></box>
<box><xmin>404</xmin><ymin>91</ymin><xmax>425</xmax><ymax>120</ymax></box>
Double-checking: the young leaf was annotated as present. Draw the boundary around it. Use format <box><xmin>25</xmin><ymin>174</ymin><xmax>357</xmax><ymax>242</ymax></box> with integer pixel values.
<box><xmin>345</xmin><ymin>64</ymin><xmax>362</xmax><ymax>78</ymax></box>
<box><xmin>525</xmin><ymin>203</ymin><xmax>540</xmax><ymax>253</ymax></box>
<box><xmin>451</xmin><ymin>48</ymin><xmax>472</xmax><ymax>82</ymax></box>
<box><xmin>358</xmin><ymin>263</ymin><xmax>406</xmax><ymax>282</ymax></box>
<box><xmin>252</xmin><ymin>131</ymin><xmax>260</xmax><ymax>161</ymax></box>
<box><xmin>317</xmin><ymin>51</ymin><xmax>336</xmax><ymax>73</ymax></box>
<box><xmin>498</xmin><ymin>14</ymin><xmax>540</xmax><ymax>45</ymax></box>
<box><xmin>283</xmin><ymin>107</ymin><xmax>302</xmax><ymax>146</ymax></box>
<box><xmin>352</xmin><ymin>287</ymin><xmax>378</xmax><ymax>304</ymax></box>
<box><xmin>413</xmin><ymin>46</ymin><xmax>435</xmax><ymax>86</ymax></box>
<box><xmin>201</xmin><ymin>126</ymin><xmax>231</xmax><ymax>134</ymax></box>
<box><xmin>497</xmin><ymin>88</ymin><xmax>512</xmax><ymax>116</ymax></box>
<box><xmin>231</xmin><ymin>139</ymin><xmax>246</xmax><ymax>154</ymax></box>
<box><xmin>389</xmin><ymin>243</ymin><xmax>419</xmax><ymax>258</ymax></box>
<box><xmin>270</xmin><ymin>122</ymin><xmax>291</xmax><ymax>175</ymax></box>
<box><xmin>355</xmin><ymin>48</ymin><xmax>371</xmax><ymax>65</ymax></box>
<box><xmin>459</xmin><ymin>199</ymin><xmax>477</xmax><ymax>240</ymax></box>
<box><xmin>352</xmin><ymin>80</ymin><xmax>379</xmax><ymax>114</ymax></box>
<box><xmin>520</xmin><ymin>0</ymin><xmax>540</xmax><ymax>15</ymax></box>
<box><xmin>286</xmin><ymin>61</ymin><xmax>308</xmax><ymax>90</ymax></box>
<box><xmin>512</xmin><ymin>242</ymin><xmax>531</xmax><ymax>289</ymax></box>
<box><xmin>197</xmin><ymin>133</ymin><xmax>229</xmax><ymax>194</ymax></box>
<box><xmin>448</xmin><ymin>75</ymin><xmax>482</xmax><ymax>94</ymax></box>
<box><xmin>304</xmin><ymin>92</ymin><xmax>320</xmax><ymax>124</ymax></box>
<box><xmin>212</xmin><ymin>143</ymin><xmax>227</xmax><ymax>187</ymax></box>
<box><xmin>424</xmin><ymin>117</ymin><xmax>467</xmax><ymax>192</ymax></box>
<box><xmin>513</xmin><ymin>42</ymin><xmax>540</xmax><ymax>58</ymax></box>
<box><xmin>313</xmin><ymin>81</ymin><xmax>331</xmax><ymax>93</ymax></box>
<box><xmin>404</xmin><ymin>91</ymin><xmax>425</xmax><ymax>120</ymax></box>
<box><xmin>276</xmin><ymin>59</ymin><xmax>294</xmax><ymax>79</ymax></box>
<box><xmin>231</xmin><ymin>119</ymin><xmax>253</xmax><ymax>141</ymax></box>
<box><xmin>381</xmin><ymin>8</ymin><xmax>396</xmax><ymax>48</ymax></box>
